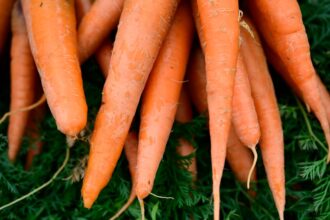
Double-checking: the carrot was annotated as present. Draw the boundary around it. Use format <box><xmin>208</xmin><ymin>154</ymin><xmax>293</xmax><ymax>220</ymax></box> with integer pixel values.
<box><xmin>21</xmin><ymin>0</ymin><xmax>87</xmax><ymax>137</ymax></box>
<box><xmin>94</xmin><ymin>40</ymin><xmax>113</xmax><ymax>78</ymax></box>
<box><xmin>8</xmin><ymin>2</ymin><xmax>38</xmax><ymax>161</ymax></box>
<box><xmin>0</xmin><ymin>0</ymin><xmax>15</xmax><ymax>56</ymax></box>
<box><xmin>77</xmin><ymin>0</ymin><xmax>124</xmax><ymax>63</ymax></box>
<box><xmin>226</xmin><ymin>126</ymin><xmax>257</xmax><ymax>186</ymax></box>
<box><xmin>175</xmin><ymin>87</ymin><xmax>197</xmax><ymax>180</ymax></box>
<box><xmin>75</xmin><ymin>0</ymin><xmax>92</xmax><ymax>24</ymax></box>
<box><xmin>245</xmin><ymin>0</ymin><xmax>330</xmax><ymax>162</ymax></box>
<box><xmin>186</xmin><ymin>46</ymin><xmax>208</xmax><ymax>114</ymax></box>
<box><xmin>196</xmin><ymin>1</ymin><xmax>240</xmax><ymax>218</ymax></box>
<box><xmin>110</xmin><ymin>131</ymin><xmax>138</xmax><ymax>220</ymax></box>
<box><xmin>82</xmin><ymin>0</ymin><xmax>179</xmax><ymax>208</ymax></box>
<box><xmin>135</xmin><ymin>1</ymin><xmax>194</xmax><ymax>199</ymax></box>
<box><xmin>240</xmin><ymin>18</ymin><xmax>285</xmax><ymax>220</ymax></box>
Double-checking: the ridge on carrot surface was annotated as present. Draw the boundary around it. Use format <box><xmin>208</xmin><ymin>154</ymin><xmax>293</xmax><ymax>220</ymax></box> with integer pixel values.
<box><xmin>21</xmin><ymin>0</ymin><xmax>87</xmax><ymax>137</ymax></box>
<box><xmin>81</xmin><ymin>0</ymin><xmax>179</xmax><ymax>208</ymax></box>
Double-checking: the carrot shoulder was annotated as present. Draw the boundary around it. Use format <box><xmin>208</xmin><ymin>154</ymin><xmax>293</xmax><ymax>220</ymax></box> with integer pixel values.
<box><xmin>8</xmin><ymin>2</ymin><xmax>38</xmax><ymax>161</ymax></box>
<box><xmin>135</xmin><ymin>1</ymin><xmax>194</xmax><ymax>199</ymax></box>
<box><xmin>196</xmin><ymin>1</ymin><xmax>240</xmax><ymax>219</ymax></box>
<box><xmin>240</xmin><ymin>18</ymin><xmax>285</xmax><ymax>220</ymax></box>
<box><xmin>81</xmin><ymin>0</ymin><xmax>179</xmax><ymax>208</ymax></box>
<box><xmin>21</xmin><ymin>0</ymin><xmax>87</xmax><ymax>137</ymax></box>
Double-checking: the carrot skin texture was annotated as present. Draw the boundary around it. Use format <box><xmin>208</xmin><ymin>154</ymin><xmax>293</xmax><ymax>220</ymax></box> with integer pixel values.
<box><xmin>21</xmin><ymin>0</ymin><xmax>87</xmax><ymax>137</ymax></box>
<box><xmin>232</xmin><ymin>53</ymin><xmax>260</xmax><ymax>148</ymax></box>
<box><xmin>246</xmin><ymin>0</ymin><xmax>330</xmax><ymax>162</ymax></box>
<box><xmin>240</xmin><ymin>20</ymin><xmax>285</xmax><ymax>220</ymax></box>
<box><xmin>82</xmin><ymin>0</ymin><xmax>179</xmax><ymax>208</ymax></box>
<box><xmin>77</xmin><ymin>0</ymin><xmax>124</xmax><ymax>63</ymax></box>
<box><xmin>135</xmin><ymin>1</ymin><xmax>194</xmax><ymax>199</ymax></box>
<box><xmin>8</xmin><ymin>2</ymin><xmax>38</xmax><ymax>161</ymax></box>
<box><xmin>197</xmin><ymin>0</ymin><xmax>239</xmax><ymax>219</ymax></box>
<box><xmin>0</xmin><ymin>0</ymin><xmax>15</xmax><ymax>55</ymax></box>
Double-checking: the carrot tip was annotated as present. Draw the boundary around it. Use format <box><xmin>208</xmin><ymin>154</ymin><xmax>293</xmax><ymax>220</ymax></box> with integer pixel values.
<box><xmin>136</xmin><ymin>183</ymin><xmax>151</xmax><ymax>199</ymax></box>
<box><xmin>138</xmin><ymin>198</ymin><xmax>145</xmax><ymax>220</ymax></box>
<box><xmin>82</xmin><ymin>196</ymin><xmax>95</xmax><ymax>209</ymax></box>
<box><xmin>247</xmin><ymin>145</ymin><xmax>257</xmax><ymax>189</ymax></box>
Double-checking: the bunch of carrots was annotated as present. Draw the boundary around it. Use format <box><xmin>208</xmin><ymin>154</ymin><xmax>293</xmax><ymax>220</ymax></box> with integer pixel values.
<box><xmin>0</xmin><ymin>0</ymin><xmax>329</xmax><ymax>219</ymax></box>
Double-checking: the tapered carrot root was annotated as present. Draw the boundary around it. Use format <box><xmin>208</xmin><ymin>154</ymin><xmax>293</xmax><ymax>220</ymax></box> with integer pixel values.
<box><xmin>8</xmin><ymin>2</ymin><xmax>38</xmax><ymax>161</ymax></box>
<box><xmin>77</xmin><ymin>0</ymin><xmax>124</xmax><ymax>63</ymax></box>
<box><xmin>246</xmin><ymin>0</ymin><xmax>330</xmax><ymax>162</ymax></box>
<box><xmin>22</xmin><ymin>0</ymin><xmax>87</xmax><ymax>137</ymax></box>
<box><xmin>0</xmin><ymin>0</ymin><xmax>15</xmax><ymax>55</ymax></box>
<box><xmin>175</xmin><ymin>87</ymin><xmax>197</xmax><ymax>180</ymax></box>
<box><xmin>196</xmin><ymin>0</ymin><xmax>240</xmax><ymax>218</ymax></box>
<box><xmin>82</xmin><ymin>0</ymin><xmax>179</xmax><ymax>208</ymax></box>
<box><xmin>135</xmin><ymin>1</ymin><xmax>194</xmax><ymax>199</ymax></box>
<box><xmin>110</xmin><ymin>131</ymin><xmax>138</xmax><ymax>220</ymax></box>
<box><xmin>240</xmin><ymin>18</ymin><xmax>285</xmax><ymax>220</ymax></box>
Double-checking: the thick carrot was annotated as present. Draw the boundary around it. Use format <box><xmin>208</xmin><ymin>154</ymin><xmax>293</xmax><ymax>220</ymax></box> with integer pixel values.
<box><xmin>82</xmin><ymin>0</ymin><xmax>179</xmax><ymax>208</ymax></box>
<box><xmin>77</xmin><ymin>0</ymin><xmax>124</xmax><ymax>63</ymax></box>
<box><xmin>135</xmin><ymin>1</ymin><xmax>194</xmax><ymax>199</ymax></box>
<box><xmin>240</xmin><ymin>18</ymin><xmax>285</xmax><ymax>220</ymax></box>
<box><xmin>0</xmin><ymin>0</ymin><xmax>15</xmax><ymax>56</ymax></box>
<box><xmin>110</xmin><ymin>131</ymin><xmax>138</xmax><ymax>220</ymax></box>
<box><xmin>186</xmin><ymin>46</ymin><xmax>208</xmax><ymax>114</ymax></box>
<box><xmin>94</xmin><ymin>40</ymin><xmax>113</xmax><ymax>78</ymax></box>
<box><xmin>75</xmin><ymin>0</ymin><xmax>92</xmax><ymax>24</ymax></box>
<box><xmin>175</xmin><ymin>87</ymin><xmax>197</xmax><ymax>180</ymax></box>
<box><xmin>196</xmin><ymin>1</ymin><xmax>240</xmax><ymax>218</ymax></box>
<box><xmin>21</xmin><ymin>0</ymin><xmax>87</xmax><ymax>137</ymax></box>
<box><xmin>246</xmin><ymin>0</ymin><xmax>330</xmax><ymax>162</ymax></box>
<box><xmin>226</xmin><ymin>126</ymin><xmax>257</xmax><ymax>185</ymax></box>
<box><xmin>8</xmin><ymin>2</ymin><xmax>38</xmax><ymax>161</ymax></box>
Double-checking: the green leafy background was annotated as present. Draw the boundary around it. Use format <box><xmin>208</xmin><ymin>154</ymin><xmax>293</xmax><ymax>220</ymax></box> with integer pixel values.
<box><xmin>0</xmin><ymin>0</ymin><xmax>329</xmax><ymax>219</ymax></box>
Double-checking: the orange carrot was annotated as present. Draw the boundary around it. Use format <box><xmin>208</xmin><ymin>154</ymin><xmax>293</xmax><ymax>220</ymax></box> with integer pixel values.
<box><xmin>175</xmin><ymin>87</ymin><xmax>197</xmax><ymax>180</ymax></box>
<box><xmin>226</xmin><ymin>126</ymin><xmax>257</xmax><ymax>185</ymax></box>
<box><xmin>8</xmin><ymin>2</ymin><xmax>38</xmax><ymax>161</ymax></box>
<box><xmin>110</xmin><ymin>131</ymin><xmax>138</xmax><ymax>220</ymax></box>
<box><xmin>186</xmin><ymin>46</ymin><xmax>208</xmax><ymax>114</ymax></box>
<box><xmin>21</xmin><ymin>0</ymin><xmax>87</xmax><ymax>137</ymax></box>
<box><xmin>246</xmin><ymin>0</ymin><xmax>330</xmax><ymax>162</ymax></box>
<box><xmin>135</xmin><ymin>1</ymin><xmax>194</xmax><ymax>199</ymax></box>
<box><xmin>240</xmin><ymin>18</ymin><xmax>285</xmax><ymax>220</ymax></box>
<box><xmin>77</xmin><ymin>0</ymin><xmax>124</xmax><ymax>63</ymax></box>
<box><xmin>82</xmin><ymin>0</ymin><xmax>179</xmax><ymax>208</ymax></box>
<box><xmin>94</xmin><ymin>40</ymin><xmax>113</xmax><ymax>78</ymax></box>
<box><xmin>75</xmin><ymin>0</ymin><xmax>92</xmax><ymax>24</ymax></box>
<box><xmin>0</xmin><ymin>0</ymin><xmax>15</xmax><ymax>56</ymax></box>
<box><xmin>196</xmin><ymin>1</ymin><xmax>240</xmax><ymax>218</ymax></box>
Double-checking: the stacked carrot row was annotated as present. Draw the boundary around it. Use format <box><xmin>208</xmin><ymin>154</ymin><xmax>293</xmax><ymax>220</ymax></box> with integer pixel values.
<box><xmin>0</xmin><ymin>0</ymin><xmax>329</xmax><ymax>219</ymax></box>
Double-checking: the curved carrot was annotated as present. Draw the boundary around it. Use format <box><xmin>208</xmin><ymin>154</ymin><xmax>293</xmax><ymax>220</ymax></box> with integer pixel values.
<box><xmin>77</xmin><ymin>0</ymin><xmax>124</xmax><ymax>63</ymax></box>
<box><xmin>186</xmin><ymin>46</ymin><xmax>208</xmax><ymax>114</ymax></box>
<box><xmin>0</xmin><ymin>0</ymin><xmax>15</xmax><ymax>56</ymax></box>
<box><xmin>175</xmin><ymin>87</ymin><xmax>197</xmax><ymax>181</ymax></box>
<box><xmin>240</xmin><ymin>19</ymin><xmax>285</xmax><ymax>220</ymax></box>
<box><xmin>246</xmin><ymin>0</ymin><xmax>330</xmax><ymax>162</ymax></box>
<box><xmin>82</xmin><ymin>0</ymin><xmax>179</xmax><ymax>208</ymax></box>
<box><xmin>8</xmin><ymin>2</ymin><xmax>38</xmax><ymax>161</ymax></box>
<box><xmin>94</xmin><ymin>40</ymin><xmax>113</xmax><ymax>78</ymax></box>
<box><xmin>75</xmin><ymin>0</ymin><xmax>92</xmax><ymax>24</ymax></box>
<box><xmin>22</xmin><ymin>0</ymin><xmax>88</xmax><ymax>137</ymax></box>
<box><xmin>110</xmin><ymin>131</ymin><xmax>138</xmax><ymax>220</ymax></box>
<box><xmin>196</xmin><ymin>1</ymin><xmax>240</xmax><ymax>218</ymax></box>
<box><xmin>135</xmin><ymin>1</ymin><xmax>194</xmax><ymax>199</ymax></box>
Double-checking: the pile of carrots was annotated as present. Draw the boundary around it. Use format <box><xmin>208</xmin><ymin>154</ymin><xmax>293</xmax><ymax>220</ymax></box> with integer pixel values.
<box><xmin>1</xmin><ymin>0</ymin><xmax>329</xmax><ymax>219</ymax></box>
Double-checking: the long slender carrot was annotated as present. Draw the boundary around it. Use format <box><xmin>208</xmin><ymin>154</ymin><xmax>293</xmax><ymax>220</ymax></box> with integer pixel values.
<box><xmin>110</xmin><ymin>131</ymin><xmax>138</xmax><ymax>220</ymax></box>
<box><xmin>240</xmin><ymin>18</ymin><xmax>285</xmax><ymax>220</ymax></box>
<box><xmin>94</xmin><ymin>40</ymin><xmax>113</xmax><ymax>78</ymax></box>
<box><xmin>8</xmin><ymin>2</ymin><xmax>38</xmax><ymax>161</ymax></box>
<box><xmin>186</xmin><ymin>46</ymin><xmax>208</xmax><ymax>114</ymax></box>
<box><xmin>175</xmin><ymin>87</ymin><xmax>197</xmax><ymax>180</ymax></box>
<box><xmin>82</xmin><ymin>0</ymin><xmax>179</xmax><ymax>208</ymax></box>
<box><xmin>0</xmin><ymin>0</ymin><xmax>15</xmax><ymax>56</ymax></box>
<box><xmin>77</xmin><ymin>0</ymin><xmax>124</xmax><ymax>63</ymax></box>
<box><xmin>196</xmin><ymin>1</ymin><xmax>239</xmax><ymax>218</ymax></box>
<box><xmin>135</xmin><ymin>1</ymin><xmax>194</xmax><ymax>199</ymax></box>
<box><xmin>21</xmin><ymin>0</ymin><xmax>88</xmax><ymax>137</ymax></box>
<box><xmin>245</xmin><ymin>0</ymin><xmax>330</xmax><ymax>162</ymax></box>
<box><xmin>75</xmin><ymin>0</ymin><xmax>92</xmax><ymax>24</ymax></box>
